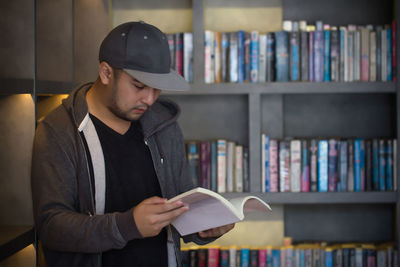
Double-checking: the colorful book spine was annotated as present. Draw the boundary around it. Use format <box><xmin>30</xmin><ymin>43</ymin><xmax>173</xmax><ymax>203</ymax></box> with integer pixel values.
<box><xmin>365</xmin><ymin>140</ymin><xmax>373</xmax><ymax>191</ymax></box>
<box><xmin>214</xmin><ymin>31</ymin><xmax>222</xmax><ymax>83</ymax></box>
<box><xmin>210</xmin><ymin>140</ymin><xmax>218</xmax><ymax>192</ymax></box>
<box><xmin>269</xmin><ymin>139</ymin><xmax>279</xmax><ymax>192</ymax></box>
<box><xmin>372</xmin><ymin>139</ymin><xmax>379</xmax><ymax>190</ymax></box>
<box><xmin>301</xmin><ymin>30</ymin><xmax>309</xmax><ymax>81</ymax></box>
<box><xmin>208</xmin><ymin>247</ymin><xmax>220</xmax><ymax>267</ymax></box>
<box><xmin>275</xmin><ymin>31</ymin><xmax>290</xmax><ymax>82</ymax></box>
<box><xmin>250</xmin><ymin>31</ymin><xmax>259</xmax><ymax>82</ymax></box>
<box><xmin>220</xmin><ymin>248</ymin><xmax>229</xmax><ymax>267</ymax></box>
<box><xmin>262</xmin><ymin>134</ymin><xmax>270</xmax><ymax>192</ymax></box>
<box><xmin>217</xmin><ymin>139</ymin><xmax>227</xmax><ymax>193</ymax></box>
<box><xmin>175</xmin><ymin>33</ymin><xmax>184</xmax><ymax>76</ymax></box>
<box><xmin>259</xmin><ymin>249</ymin><xmax>267</xmax><ymax>267</ymax></box>
<box><xmin>379</xmin><ymin>139</ymin><xmax>386</xmax><ymax>191</ymax></box>
<box><xmin>330</xmin><ymin>27</ymin><xmax>340</xmax><ymax>82</ymax></box>
<box><xmin>386</xmin><ymin>139</ymin><xmax>393</xmax><ymax>191</ymax></box>
<box><xmin>221</xmin><ymin>32</ymin><xmax>230</xmax><ymax>82</ymax></box>
<box><xmin>354</xmin><ymin>139</ymin><xmax>364</xmax><ymax>192</ymax></box>
<box><xmin>339</xmin><ymin>140</ymin><xmax>348</xmax><ymax>192</ymax></box>
<box><xmin>250</xmin><ymin>248</ymin><xmax>259</xmax><ymax>267</ymax></box>
<box><xmin>266</xmin><ymin>33</ymin><xmax>276</xmax><ymax>82</ymax></box>
<box><xmin>290</xmin><ymin>27</ymin><xmax>300</xmax><ymax>81</ymax></box>
<box><xmin>314</xmin><ymin>21</ymin><xmax>324</xmax><ymax>82</ymax></box>
<box><xmin>272</xmin><ymin>249</ymin><xmax>280</xmax><ymax>267</ymax></box>
<box><xmin>348</xmin><ymin>141</ymin><xmax>355</xmax><ymax>192</ymax></box>
<box><xmin>183</xmin><ymin>32</ymin><xmax>193</xmax><ymax>83</ymax></box>
<box><xmin>198</xmin><ymin>248</ymin><xmax>207</xmax><ymax>267</ymax></box>
<box><xmin>354</xmin><ymin>28</ymin><xmax>361</xmax><ymax>81</ymax></box>
<box><xmin>376</xmin><ymin>26</ymin><xmax>382</xmax><ymax>81</ymax></box>
<box><xmin>204</xmin><ymin>31</ymin><xmax>214</xmax><ymax>83</ymax></box>
<box><xmin>167</xmin><ymin>34</ymin><xmax>176</xmax><ymax>69</ymax></box>
<box><xmin>301</xmin><ymin>140</ymin><xmax>310</xmax><ymax>192</ymax></box>
<box><xmin>230</xmin><ymin>32</ymin><xmax>239</xmax><ymax>82</ymax></box>
<box><xmin>347</xmin><ymin>26</ymin><xmax>355</xmax><ymax>81</ymax></box>
<box><xmin>323</xmin><ymin>24</ymin><xmax>331</xmax><ymax>81</ymax></box>
<box><xmin>290</xmin><ymin>140</ymin><xmax>301</xmax><ymax>192</ymax></box>
<box><xmin>229</xmin><ymin>246</ymin><xmax>238</xmax><ymax>267</ymax></box>
<box><xmin>326</xmin><ymin>249</ymin><xmax>333</xmax><ymax>267</ymax></box>
<box><xmin>360</xmin><ymin>27</ymin><xmax>370</xmax><ymax>81</ymax></box>
<box><xmin>243</xmin><ymin>147</ymin><xmax>250</xmax><ymax>192</ymax></box>
<box><xmin>381</xmin><ymin>28</ymin><xmax>387</xmax><ymax>81</ymax></box>
<box><xmin>226</xmin><ymin>141</ymin><xmax>235</xmax><ymax>192</ymax></box>
<box><xmin>266</xmin><ymin>247</ymin><xmax>273</xmax><ymax>267</ymax></box>
<box><xmin>310</xmin><ymin>139</ymin><xmax>318</xmax><ymax>192</ymax></box>
<box><xmin>279</xmin><ymin>140</ymin><xmax>291</xmax><ymax>192</ymax></box>
<box><xmin>392</xmin><ymin>20</ymin><xmax>397</xmax><ymax>81</ymax></box>
<box><xmin>387</xmin><ymin>27</ymin><xmax>392</xmax><ymax>81</ymax></box>
<box><xmin>309</xmin><ymin>28</ymin><xmax>315</xmax><ymax>82</ymax></box>
<box><xmin>199</xmin><ymin>141</ymin><xmax>211</xmax><ymax>189</ymax></box>
<box><xmin>394</xmin><ymin>139</ymin><xmax>397</xmax><ymax>191</ymax></box>
<box><xmin>370</xmin><ymin>30</ymin><xmax>377</xmax><ymax>82</ymax></box>
<box><xmin>318</xmin><ymin>140</ymin><xmax>329</xmax><ymax>192</ymax></box>
<box><xmin>241</xmin><ymin>248</ymin><xmax>250</xmax><ymax>267</ymax></box>
<box><xmin>187</xmin><ymin>141</ymin><xmax>199</xmax><ymax>187</ymax></box>
<box><xmin>235</xmin><ymin>145</ymin><xmax>244</xmax><ymax>192</ymax></box>
<box><xmin>244</xmin><ymin>32</ymin><xmax>251</xmax><ymax>82</ymax></box>
<box><xmin>259</xmin><ymin>34</ymin><xmax>267</xmax><ymax>83</ymax></box>
<box><xmin>189</xmin><ymin>248</ymin><xmax>198</xmax><ymax>267</ymax></box>
<box><xmin>340</xmin><ymin>26</ymin><xmax>348</xmax><ymax>81</ymax></box>
<box><xmin>238</xmin><ymin>30</ymin><xmax>245</xmax><ymax>83</ymax></box>
<box><xmin>328</xmin><ymin>139</ymin><xmax>338</xmax><ymax>192</ymax></box>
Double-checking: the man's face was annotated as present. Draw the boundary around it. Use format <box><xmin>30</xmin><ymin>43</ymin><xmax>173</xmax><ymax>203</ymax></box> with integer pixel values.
<box><xmin>107</xmin><ymin>70</ymin><xmax>161</xmax><ymax>121</ymax></box>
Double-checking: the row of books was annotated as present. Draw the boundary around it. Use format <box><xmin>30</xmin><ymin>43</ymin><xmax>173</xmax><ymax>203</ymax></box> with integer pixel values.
<box><xmin>261</xmin><ymin>135</ymin><xmax>397</xmax><ymax>192</ymax></box>
<box><xmin>204</xmin><ymin>20</ymin><xmax>396</xmax><ymax>83</ymax></box>
<box><xmin>167</xmin><ymin>32</ymin><xmax>193</xmax><ymax>82</ymax></box>
<box><xmin>186</xmin><ymin>140</ymin><xmax>250</xmax><ymax>193</ymax></box>
<box><xmin>181</xmin><ymin>242</ymin><xmax>397</xmax><ymax>267</ymax></box>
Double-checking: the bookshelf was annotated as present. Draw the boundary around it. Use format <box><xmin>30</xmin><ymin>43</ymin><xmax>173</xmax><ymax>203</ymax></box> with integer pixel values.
<box><xmin>0</xmin><ymin>0</ymin><xmax>399</xmax><ymax>263</ymax></box>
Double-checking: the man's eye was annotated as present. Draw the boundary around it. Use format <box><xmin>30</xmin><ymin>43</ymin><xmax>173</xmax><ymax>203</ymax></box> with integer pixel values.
<box><xmin>134</xmin><ymin>83</ymin><xmax>145</xmax><ymax>89</ymax></box>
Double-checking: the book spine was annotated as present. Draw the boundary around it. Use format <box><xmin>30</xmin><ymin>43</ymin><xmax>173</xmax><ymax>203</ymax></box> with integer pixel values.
<box><xmin>301</xmin><ymin>140</ymin><xmax>310</xmax><ymax>192</ymax></box>
<box><xmin>355</xmin><ymin>248</ymin><xmax>363</xmax><ymax>267</ymax></box>
<box><xmin>301</xmin><ymin>31</ymin><xmax>309</xmax><ymax>81</ymax></box>
<box><xmin>339</xmin><ymin>140</ymin><xmax>348</xmax><ymax>192</ymax></box>
<box><xmin>259</xmin><ymin>249</ymin><xmax>267</xmax><ymax>267</ymax></box>
<box><xmin>328</xmin><ymin>139</ymin><xmax>338</xmax><ymax>192</ymax></box>
<box><xmin>189</xmin><ymin>249</ymin><xmax>198</xmax><ymax>267</ymax></box>
<box><xmin>309</xmin><ymin>30</ymin><xmax>315</xmax><ymax>82</ymax></box>
<box><xmin>314</xmin><ymin>25</ymin><xmax>324</xmax><ymax>82</ymax></box>
<box><xmin>286</xmin><ymin>247</ymin><xmax>293</xmax><ymax>267</ymax></box>
<box><xmin>290</xmin><ymin>140</ymin><xmax>301</xmax><ymax>192</ymax></box>
<box><xmin>354</xmin><ymin>29</ymin><xmax>361</xmax><ymax>81</ymax></box>
<box><xmin>241</xmin><ymin>248</ymin><xmax>250</xmax><ymax>267</ymax></box>
<box><xmin>340</xmin><ymin>27</ymin><xmax>348</xmax><ymax>81</ymax></box>
<box><xmin>266</xmin><ymin>33</ymin><xmax>276</xmax><ymax>82</ymax></box>
<box><xmin>210</xmin><ymin>140</ymin><xmax>218</xmax><ymax>192</ymax></box>
<box><xmin>387</xmin><ymin>27</ymin><xmax>392</xmax><ymax>81</ymax></box>
<box><xmin>381</xmin><ymin>28</ymin><xmax>387</xmax><ymax>81</ymax></box>
<box><xmin>221</xmin><ymin>32</ymin><xmax>230</xmax><ymax>82</ymax></box>
<box><xmin>318</xmin><ymin>140</ymin><xmax>329</xmax><ymax>192</ymax></box>
<box><xmin>369</xmin><ymin>30</ymin><xmax>377</xmax><ymax>81</ymax></box>
<box><xmin>220</xmin><ymin>249</ymin><xmax>229</xmax><ymax>267</ymax></box>
<box><xmin>266</xmin><ymin>248</ymin><xmax>273</xmax><ymax>267</ymax></box>
<box><xmin>229</xmin><ymin>247</ymin><xmax>237</xmax><ymax>267</ymax></box>
<box><xmin>326</xmin><ymin>249</ymin><xmax>333</xmax><ymax>267</ymax></box>
<box><xmin>167</xmin><ymin>34</ymin><xmax>176</xmax><ymax>70</ymax></box>
<box><xmin>394</xmin><ymin>139</ymin><xmax>397</xmax><ymax>191</ymax></box>
<box><xmin>392</xmin><ymin>20</ymin><xmax>397</xmax><ymax>81</ymax></box>
<box><xmin>272</xmin><ymin>249</ymin><xmax>280</xmax><ymax>267</ymax></box>
<box><xmin>204</xmin><ymin>31</ymin><xmax>214</xmax><ymax>83</ymax></box>
<box><xmin>280</xmin><ymin>140</ymin><xmax>291</xmax><ymax>192</ymax></box>
<box><xmin>250</xmin><ymin>31</ymin><xmax>259</xmax><ymax>82</ymax></box>
<box><xmin>199</xmin><ymin>141</ymin><xmax>211</xmax><ymax>189</ymax></box>
<box><xmin>187</xmin><ymin>142</ymin><xmax>199</xmax><ymax>187</ymax></box>
<box><xmin>263</xmin><ymin>135</ymin><xmax>270</xmax><ymax>192</ymax></box>
<box><xmin>290</xmin><ymin>30</ymin><xmax>300</xmax><ymax>81</ymax></box>
<box><xmin>347</xmin><ymin>29</ymin><xmax>354</xmax><ymax>81</ymax></box>
<box><xmin>324</xmin><ymin>26</ymin><xmax>331</xmax><ymax>82</ymax></box>
<box><xmin>379</xmin><ymin>139</ymin><xmax>386</xmax><ymax>191</ymax></box>
<box><xmin>331</xmin><ymin>28</ymin><xmax>340</xmax><ymax>82</ymax></box>
<box><xmin>376</xmin><ymin>27</ymin><xmax>382</xmax><ymax>81</ymax></box>
<box><xmin>354</xmin><ymin>139</ymin><xmax>362</xmax><ymax>192</ymax></box>
<box><xmin>198</xmin><ymin>249</ymin><xmax>207</xmax><ymax>267</ymax></box>
<box><xmin>214</xmin><ymin>31</ymin><xmax>222</xmax><ymax>83</ymax></box>
<box><xmin>181</xmin><ymin>249</ymin><xmax>190</xmax><ymax>266</ymax></box>
<box><xmin>230</xmin><ymin>32</ymin><xmax>239</xmax><ymax>82</ymax></box>
<box><xmin>270</xmin><ymin>139</ymin><xmax>279</xmax><ymax>192</ymax></box>
<box><xmin>348</xmin><ymin>141</ymin><xmax>355</xmax><ymax>192</ymax></box>
<box><xmin>183</xmin><ymin>32</ymin><xmax>194</xmax><ymax>83</ymax></box>
<box><xmin>226</xmin><ymin>141</ymin><xmax>235</xmax><ymax>192</ymax></box>
<box><xmin>245</xmin><ymin>32</ymin><xmax>251</xmax><ymax>82</ymax></box>
<box><xmin>217</xmin><ymin>139</ymin><xmax>227</xmax><ymax>193</ymax></box>
<box><xmin>275</xmin><ymin>31</ymin><xmax>290</xmax><ymax>82</ymax></box>
<box><xmin>361</xmin><ymin>27</ymin><xmax>370</xmax><ymax>81</ymax></box>
<box><xmin>259</xmin><ymin>34</ymin><xmax>267</xmax><ymax>82</ymax></box>
<box><xmin>238</xmin><ymin>31</ymin><xmax>245</xmax><ymax>83</ymax></box>
<box><xmin>250</xmin><ymin>249</ymin><xmax>259</xmax><ymax>267</ymax></box>
<box><xmin>365</xmin><ymin>140</ymin><xmax>373</xmax><ymax>191</ymax></box>
<box><xmin>235</xmin><ymin>145</ymin><xmax>244</xmax><ymax>192</ymax></box>
<box><xmin>372</xmin><ymin>139</ymin><xmax>380</xmax><ymax>190</ymax></box>
<box><xmin>208</xmin><ymin>247</ymin><xmax>220</xmax><ymax>267</ymax></box>
<box><xmin>175</xmin><ymin>33</ymin><xmax>184</xmax><ymax>76</ymax></box>
<box><xmin>386</xmin><ymin>139</ymin><xmax>393</xmax><ymax>191</ymax></box>
<box><xmin>310</xmin><ymin>139</ymin><xmax>318</xmax><ymax>192</ymax></box>
<box><xmin>243</xmin><ymin>147</ymin><xmax>250</xmax><ymax>192</ymax></box>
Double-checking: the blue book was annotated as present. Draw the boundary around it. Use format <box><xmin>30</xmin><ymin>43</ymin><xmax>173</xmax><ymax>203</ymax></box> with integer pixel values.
<box><xmin>290</xmin><ymin>30</ymin><xmax>300</xmax><ymax>81</ymax></box>
<box><xmin>275</xmin><ymin>31</ymin><xmax>289</xmax><ymax>81</ymax></box>
<box><xmin>314</xmin><ymin>21</ymin><xmax>324</xmax><ymax>82</ymax></box>
<box><xmin>379</xmin><ymin>139</ymin><xmax>386</xmax><ymax>190</ymax></box>
<box><xmin>328</xmin><ymin>139</ymin><xmax>338</xmax><ymax>192</ymax></box>
<box><xmin>299</xmin><ymin>249</ymin><xmax>306</xmax><ymax>267</ymax></box>
<box><xmin>387</xmin><ymin>27</ymin><xmax>392</xmax><ymax>81</ymax></box>
<box><xmin>238</xmin><ymin>30</ymin><xmax>245</xmax><ymax>83</ymax></box>
<box><xmin>354</xmin><ymin>139</ymin><xmax>364</xmax><ymax>192</ymax></box>
<box><xmin>326</xmin><ymin>249</ymin><xmax>333</xmax><ymax>267</ymax></box>
<box><xmin>244</xmin><ymin>32</ymin><xmax>251</xmax><ymax>82</ymax></box>
<box><xmin>309</xmin><ymin>31</ymin><xmax>315</xmax><ymax>81</ymax></box>
<box><xmin>187</xmin><ymin>142</ymin><xmax>199</xmax><ymax>187</ymax></box>
<box><xmin>339</xmin><ymin>140</ymin><xmax>348</xmax><ymax>191</ymax></box>
<box><xmin>324</xmin><ymin>27</ymin><xmax>331</xmax><ymax>81</ymax></box>
<box><xmin>372</xmin><ymin>139</ymin><xmax>379</xmax><ymax>190</ymax></box>
<box><xmin>386</xmin><ymin>139</ymin><xmax>393</xmax><ymax>190</ymax></box>
<box><xmin>264</xmin><ymin>135</ymin><xmax>271</xmax><ymax>192</ymax></box>
<box><xmin>272</xmin><ymin>249</ymin><xmax>280</xmax><ymax>267</ymax></box>
<box><xmin>250</xmin><ymin>31</ymin><xmax>259</xmax><ymax>82</ymax></box>
<box><xmin>318</xmin><ymin>140</ymin><xmax>329</xmax><ymax>192</ymax></box>
<box><xmin>301</xmin><ymin>140</ymin><xmax>310</xmax><ymax>192</ymax></box>
<box><xmin>210</xmin><ymin>141</ymin><xmax>218</xmax><ymax>192</ymax></box>
<box><xmin>241</xmin><ymin>248</ymin><xmax>250</xmax><ymax>267</ymax></box>
<box><xmin>220</xmin><ymin>249</ymin><xmax>229</xmax><ymax>267</ymax></box>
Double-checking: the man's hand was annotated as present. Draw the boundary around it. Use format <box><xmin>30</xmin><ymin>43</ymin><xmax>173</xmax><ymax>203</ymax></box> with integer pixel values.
<box><xmin>133</xmin><ymin>196</ymin><xmax>189</xmax><ymax>237</ymax></box>
<box><xmin>198</xmin><ymin>223</ymin><xmax>235</xmax><ymax>238</ymax></box>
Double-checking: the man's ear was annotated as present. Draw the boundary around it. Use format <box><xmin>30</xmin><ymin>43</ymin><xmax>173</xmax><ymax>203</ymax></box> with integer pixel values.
<box><xmin>98</xmin><ymin>61</ymin><xmax>114</xmax><ymax>85</ymax></box>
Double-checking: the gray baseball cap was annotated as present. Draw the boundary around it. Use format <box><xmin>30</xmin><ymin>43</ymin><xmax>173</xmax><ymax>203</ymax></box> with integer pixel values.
<box><xmin>99</xmin><ymin>21</ymin><xmax>190</xmax><ymax>91</ymax></box>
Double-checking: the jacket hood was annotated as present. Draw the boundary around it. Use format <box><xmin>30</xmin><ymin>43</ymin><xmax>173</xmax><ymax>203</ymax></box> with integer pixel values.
<box><xmin>62</xmin><ymin>82</ymin><xmax>181</xmax><ymax>137</ymax></box>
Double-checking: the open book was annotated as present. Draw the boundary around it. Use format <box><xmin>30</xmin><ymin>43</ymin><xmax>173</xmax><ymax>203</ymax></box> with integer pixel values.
<box><xmin>167</xmin><ymin>187</ymin><xmax>272</xmax><ymax>236</ymax></box>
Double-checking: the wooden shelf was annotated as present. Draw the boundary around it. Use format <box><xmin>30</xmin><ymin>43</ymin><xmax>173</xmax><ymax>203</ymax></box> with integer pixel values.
<box><xmin>222</xmin><ymin>191</ymin><xmax>398</xmax><ymax>204</ymax></box>
<box><xmin>0</xmin><ymin>79</ymin><xmax>33</xmax><ymax>95</ymax></box>
<box><xmin>0</xmin><ymin>226</ymin><xmax>35</xmax><ymax>261</ymax></box>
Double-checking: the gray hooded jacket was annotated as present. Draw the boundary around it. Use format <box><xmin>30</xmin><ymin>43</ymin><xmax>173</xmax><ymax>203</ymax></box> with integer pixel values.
<box><xmin>31</xmin><ymin>83</ymin><xmax>212</xmax><ymax>267</ymax></box>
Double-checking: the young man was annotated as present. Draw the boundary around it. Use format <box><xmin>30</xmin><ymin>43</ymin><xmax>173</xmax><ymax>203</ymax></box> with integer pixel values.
<box><xmin>31</xmin><ymin>21</ymin><xmax>234</xmax><ymax>267</ymax></box>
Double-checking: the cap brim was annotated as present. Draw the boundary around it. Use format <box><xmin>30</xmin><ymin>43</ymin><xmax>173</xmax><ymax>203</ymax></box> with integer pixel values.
<box><xmin>124</xmin><ymin>69</ymin><xmax>190</xmax><ymax>91</ymax></box>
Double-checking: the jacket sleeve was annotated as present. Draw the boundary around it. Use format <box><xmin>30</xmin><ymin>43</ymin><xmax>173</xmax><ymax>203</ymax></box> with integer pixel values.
<box><xmin>173</xmin><ymin>123</ymin><xmax>217</xmax><ymax>245</ymax></box>
<box><xmin>31</xmin><ymin>121</ymin><xmax>142</xmax><ymax>253</ymax></box>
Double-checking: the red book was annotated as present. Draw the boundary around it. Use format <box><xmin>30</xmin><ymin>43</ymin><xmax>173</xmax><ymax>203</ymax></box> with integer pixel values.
<box><xmin>259</xmin><ymin>249</ymin><xmax>267</xmax><ymax>267</ymax></box>
<box><xmin>175</xmin><ymin>33</ymin><xmax>184</xmax><ymax>76</ymax></box>
<box><xmin>208</xmin><ymin>247</ymin><xmax>220</xmax><ymax>267</ymax></box>
<box><xmin>199</xmin><ymin>141</ymin><xmax>211</xmax><ymax>189</ymax></box>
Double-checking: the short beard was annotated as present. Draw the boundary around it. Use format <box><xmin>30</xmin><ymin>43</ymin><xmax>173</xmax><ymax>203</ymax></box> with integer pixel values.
<box><xmin>107</xmin><ymin>81</ymin><xmax>136</xmax><ymax>122</ymax></box>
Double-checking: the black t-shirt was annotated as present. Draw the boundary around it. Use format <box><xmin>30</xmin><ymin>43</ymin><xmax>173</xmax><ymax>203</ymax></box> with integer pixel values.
<box><xmin>89</xmin><ymin>114</ymin><xmax>167</xmax><ymax>267</ymax></box>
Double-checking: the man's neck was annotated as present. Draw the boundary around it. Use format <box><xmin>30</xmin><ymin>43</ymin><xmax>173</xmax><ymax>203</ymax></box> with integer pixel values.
<box><xmin>86</xmin><ymin>81</ymin><xmax>131</xmax><ymax>135</ymax></box>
